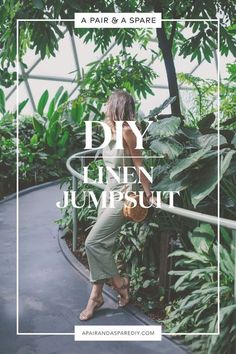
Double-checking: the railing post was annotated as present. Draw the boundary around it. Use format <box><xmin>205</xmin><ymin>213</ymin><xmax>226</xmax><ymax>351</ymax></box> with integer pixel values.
<box><xmin>233</xmin><ymin>230</ymin><xmax>236</xmax><ymax>303</ymax></box>
<box><xmin>159</xmin><ymin>231</ymin><xmax>170</xmax><ymax>300</ymax></box>
<box><xmin>159</xmin><ymin>231</ymin><xmax>172</xmax><ymax>303</ymax></box>
<box><xmin>72</xmin><ymin>175</ymin><xmax>77</xmax><ymax>252</ymax></box>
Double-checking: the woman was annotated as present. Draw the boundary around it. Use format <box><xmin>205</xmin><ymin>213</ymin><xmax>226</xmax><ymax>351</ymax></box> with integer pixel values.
<box><xmin>80</xmin><ymin>90</ymin><xmax>155</xmax><ymax>321</ymax></box>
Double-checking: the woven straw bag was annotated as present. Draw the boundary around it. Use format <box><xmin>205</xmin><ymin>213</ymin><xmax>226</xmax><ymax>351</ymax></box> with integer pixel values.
<box><xmin>123</xmin><ymin>192</ymin><xmax>149</xmax><ymax>222</ymax></box>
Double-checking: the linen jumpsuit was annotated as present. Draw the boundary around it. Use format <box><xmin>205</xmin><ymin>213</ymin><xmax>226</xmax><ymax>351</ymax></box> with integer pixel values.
<box><xmin>85</xmin><ymin>139</ymin><xmax>136</xmax><ymax>283</ymax></box>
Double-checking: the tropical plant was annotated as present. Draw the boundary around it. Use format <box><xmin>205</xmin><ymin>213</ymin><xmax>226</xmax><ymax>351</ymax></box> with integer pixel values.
<box><xmin>146</xmin><ymin>114</ymin><xmax>235</xmax><ymax>213</ymax></box>
<box><xmin>114</xmin><ymin>220</ymin><xmax>163</xmax><ymax>310</ymax></box>
<box><xmin>178</xmin><ymin>63</ymin><xmax>236</xmax><ymax>127</ymax></box>
<box><xmin>164</xmin><ymin>224</ymin><xmax>235</xmax><ymax>354</ymax></box>
<box><xmin>79</xmin><ymin>51</ymin><xmax>157</xmax><ymax>101</ymax></box>
<box><xmin>57</xmin><ymin>95</ymin><xmax>235</xmax><ymax>306</ymax></box>
<box><xmin>32</xmin><ymin>86</ymin><xmax>69</xmax><ymax>151</ymax></box>
<box><xmin>1</xmin><ymin>1</ymin><xmax>235</xmax><ymax>116</ymax></box>
<box><xmin>178</xmin><ymin>73</ymin><xmax>217</xmax><ymax>127</ymax></box>
<box><xmin>0</xmin><ymin>3</ymin><xmax>235</xmax><ymax>347</ymax></box>
<box><xmin>220</xmin><ymin>63</ymin><xmax>236</xmax><ymax>125</ymax></box>
<box><xmin>0</xmin><ymin>112</ymin><xmax>16</xmax><ymax>198</ymax></box>
<box><xmin>0</xmin><ymin>86</ymin><xmax>80</xmax><ymax>197</ymax></box>
<box><xmin>57</xmin><ymin>180</ymin><xmax>99</xmax><ymax>232</ymax></box>
<box><xmin>0</xmin><ymin>109</ymin><xmax>62</xmax><ymax>198</ymax></box>
<box><xmin>0</xmin><ymin>41</ymin><xmax>159</xmax><ymax>198</ymax></box>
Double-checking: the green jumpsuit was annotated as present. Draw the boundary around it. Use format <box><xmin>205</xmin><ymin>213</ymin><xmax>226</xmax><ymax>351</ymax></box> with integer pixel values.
<box><xmin>85</xmin><ymin>139</ymin><xmax>136</xmax><ymax>283</ymax></box>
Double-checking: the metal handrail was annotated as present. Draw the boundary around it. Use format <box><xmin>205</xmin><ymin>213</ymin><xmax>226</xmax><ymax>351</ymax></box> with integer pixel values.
<box><xmin>66</xmin><ymin>149</ymin><xmax>236</xmax><ymax>251</ymax></box>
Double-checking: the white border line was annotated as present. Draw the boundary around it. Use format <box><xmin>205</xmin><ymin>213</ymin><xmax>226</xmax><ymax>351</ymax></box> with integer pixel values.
<box><xmin>16</xmin><ymin>18</ymin><xmax>19</xmax><ymax>336</ymax></box>
<box><xmin>16</xmin><ymin>18</ymin><xmax>220</xmax><ymax>337</ymax></box>
<box><xmin>217</xmin><ymin>17</ymin><xmax>220</xmax><ymax>336</ymax></box>
<box><xmin>17</xmin><ymin>19</ymin><xmax>219</xmax><ymax>22</ymax></box>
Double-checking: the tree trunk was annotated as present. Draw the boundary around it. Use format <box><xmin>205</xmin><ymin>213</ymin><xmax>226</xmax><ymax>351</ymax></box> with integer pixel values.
<box><xmin>156</xmin><ymin>27</ymin><xmax>181</xmax><ymax>116</ymax></box>
<box><xmin>154</xmin><ymin>3</ymin><xmax>181</xmax><ymax>116</ymax></box>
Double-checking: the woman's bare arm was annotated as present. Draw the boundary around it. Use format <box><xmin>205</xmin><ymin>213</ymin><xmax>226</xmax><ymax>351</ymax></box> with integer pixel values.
<box><xmin>123</xmin><ymin>127</ymin><xmax>152</xmax><ymax>199</ymax></box>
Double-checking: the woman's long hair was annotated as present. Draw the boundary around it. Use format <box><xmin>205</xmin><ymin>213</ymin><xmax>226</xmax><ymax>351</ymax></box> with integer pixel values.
<box><xmin>105</xmin><ymin>90</ymin><xmax>135</xmax><ymax>133</ymax></box>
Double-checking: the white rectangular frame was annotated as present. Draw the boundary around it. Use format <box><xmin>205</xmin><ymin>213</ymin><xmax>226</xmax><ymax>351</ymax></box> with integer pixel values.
<box><xmin>16</xmin><ymin>17</ymin><xmax>220</xmax><ymax>337</ymax></box>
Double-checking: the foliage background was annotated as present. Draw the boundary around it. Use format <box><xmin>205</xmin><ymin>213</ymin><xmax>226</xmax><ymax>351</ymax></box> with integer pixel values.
<box><xmin>0</xmin><ymin>1</ymin><xmax>235</xmax><ymax>353</ymax></box>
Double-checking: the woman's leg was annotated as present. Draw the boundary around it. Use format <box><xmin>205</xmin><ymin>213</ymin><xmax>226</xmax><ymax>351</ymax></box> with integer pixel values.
<box><xmin>80</xmin><ymin>198</ymin><xmax>128</xmax><ymax>319</ymax></box>
<box><xmin>112</xmin><ymin>274</ymin><xmax>130</xmax><ymax>307</ymax></box>
<box><xmin>80</xmin><ymin>275</ymin><xmax>129</xmax><ymax>320</ymax></box>
<box><xmin>85</xmin><ymin>201</ymin><xmax>126</xmax><ymax>283</ymax></box>
<box><xmin>79</xmin><ymin>282</ymin><xmax>104</xmax><ymax>321</ymax></box>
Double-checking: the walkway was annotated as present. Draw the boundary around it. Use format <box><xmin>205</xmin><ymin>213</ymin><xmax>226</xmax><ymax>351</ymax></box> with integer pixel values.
<box><xmin>0</xmin><ymin>183</ymin><xmax>187</xmax><ymax>354</ymax></box>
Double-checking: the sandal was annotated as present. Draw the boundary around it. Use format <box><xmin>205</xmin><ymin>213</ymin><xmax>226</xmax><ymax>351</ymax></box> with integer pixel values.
<box><xmin>79</xmin><ymin>295</ymin><xmax>104</xmax><ymax>321</ymax></box>
<box><xmin>112</xmin><ymin>276</ymin><xmax>130</xmax><ymax>307</ymax></box>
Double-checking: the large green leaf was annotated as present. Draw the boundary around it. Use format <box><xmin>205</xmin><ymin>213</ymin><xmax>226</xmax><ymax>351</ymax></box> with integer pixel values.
<box><xmin>32</xmin><ymin>116</ymin><xmax>44</xmax><ymax>135</ymax></box>
<box><xmin>220</xmin><ymin>305</ymin><xmax>236</xmax><ymax>323</ymax></box>
<box><xmin>232</xmin><ymin>134</ymin><xmax>236</xmax><ymax>149</ymax></box>
<box><xmin>150</xmin><ymin>137</ymin><xmax>183</xmax><ymax>159</ymax></box>
<box><xmin>71</xmin><ymin>100</ymin><xmax>84</xmax><ymax>123</ymax></box>
<box><xmin>37</xmin><ymin>90</ymin><xmax>49</xmax><ymax>116</ymax></box>
<box><xmin>46</xmin><ymin>121</ymin><xmax>61</xmax><ymax>147</ymax></box>
<box><xmin>30</xmin><ymin>134</ymin><xmax>38</xmax><ymax>145</ymax></box>
<box><xmin>189</xmin><ymin>223</ymin><xmax>215</xmax><ymax>254</ymax></box>
<box><xmin>189</xmin><ymin>267</ymin><xmax>217</xmax><ymax>280</ymax></box>
<box><xmin>191</xmin><ymin>150</ymin><xmax>236</xmax><ymax>207</ymax></box>
<box><xmin>49</xmin><ymin>111</ymin><xmax>60</xmax><ymax>126</ymax></box>
<box><xmin>218</xmin><ymin>244</ymin><xmax>234</xmax><ymax>279</ymax></box>
<box><xmin>220</xmin><ymin>227</ymin><xmax>232</xmax><ymax>249</ymax></box>
<box><xmin>47</xmin><ymin>86</ymin><xmax>63</xmax><ymax>119</ymax></box>
<box><xmin>195</xmin><ymin>134</ymin><xmax>227</xmax><ymax>148</ymax></box>
<box><xmin>58</xmin><ymin>91</ymin><xmax>68</xmax><ymax>107</ymax></box>
<box><xmin>0</xmin><ymin>88</ymin><xmax>5</xmax><ymax>114</ymax></box>
<box><xmin>47</xmin><ymin>98</ymin><xmax>55</xmax><ymax>119</ymax></box>
<box><xmin>53</xmin><ymin>86</ymin><xmax>64</xmax><ymax>107</ymax></box>
<box><xmin>33</xmin><ymin>0</ymin><xmax>44</xmax><ymax>10</ymax></box>
<box><xmin>179</xmin><ymin>126</ymin><xmax>202</xmax><ymax>140</ymax></box>
<box><xmin>87</xmin><ymin>103</ymin><xmax>103</xmax><ymax>118</ymax></box>
<box><xmin>154</xmin><ymin>174</ymin><xmax>190</xmax><ymax>192</ymax></box>
<box><xmin>145</xmin><ymin>97</ymin><xmax>177</xmax><ymax>119</ymax></box>
<box><xmin>58</xmin><ymin>130</ymin><xmax>69</xmax><ymax>147</ymax></box>
<box><xmin>170</xmin><ymin>147</ymin><xmax>212</xmax><ymax>179</ymax></box>
<box><xmin>197</xmin><ymin>112</ymin><xmax>216</xmax><ymax>131</ymax></box>
<box><xmin>149</xmin><ymin>116</ymin><xmax>181</xmax><ymax>138</ymax></box>
<box><xmin>169</xmin><ymin>250</ymin><xmax>210</xmax><ymax>263</ymax></box>
<box><xmin>173</xmin><ymin>272</ymin><xmax>191</xmax><ymax>291</ymax></box>
<box><xmin>18</xmin><ymin>99</ymin><xmax>29</xmax><ymax>114</ymax></box>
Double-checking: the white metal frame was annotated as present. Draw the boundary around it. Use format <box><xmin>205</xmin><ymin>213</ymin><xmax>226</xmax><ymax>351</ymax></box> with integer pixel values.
<box><xmin>16</xmin><ymin>17</ymin><xmax>222</xmax><ymax>338</ymax></box>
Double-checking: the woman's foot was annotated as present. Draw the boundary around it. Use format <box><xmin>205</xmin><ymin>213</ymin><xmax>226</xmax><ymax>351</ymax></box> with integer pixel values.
<box><xmin>79</xmin><ymin>294</ymin><xmax>104</xmax><ymax>321</ymax></box>
<box><xmin>112</xmin><ymin>276</ymin><xmax>130</xmax><ymax>307</ymax></box>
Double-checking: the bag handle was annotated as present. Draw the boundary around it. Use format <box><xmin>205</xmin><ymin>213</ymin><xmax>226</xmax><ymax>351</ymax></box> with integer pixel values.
<box><xmin>122</xmin><ymin>145</ymin><xmax>138</xmax><ymax>193</ymax></box>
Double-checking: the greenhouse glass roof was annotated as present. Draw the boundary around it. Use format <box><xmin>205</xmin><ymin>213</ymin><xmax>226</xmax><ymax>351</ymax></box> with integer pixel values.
<box><xmin>5</xmin><ymin>26</ymin><xmax>233</xmax><ymax>116</ymax></box>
